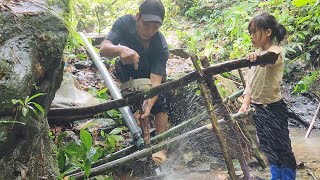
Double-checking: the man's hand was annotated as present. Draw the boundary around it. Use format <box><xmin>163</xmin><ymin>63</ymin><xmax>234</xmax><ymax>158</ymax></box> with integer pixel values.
<box><xmin>99</xmin><ymin>40</ymin><xmax>140</xmax><ymax>70</ymax></box>
<box><xmin>119</xmin><ymin>46</ymin><xmax>140</xmax><ymax>70</ymax></box>
<box><xmin>141</xmin><ymin>100</ymin><xmax>151</xmax><ymax>120</ymax></box>
<box><xmin>133</xmin><ymin>100</ymin><xmax>151</xmax><ymax>122</ymax></box>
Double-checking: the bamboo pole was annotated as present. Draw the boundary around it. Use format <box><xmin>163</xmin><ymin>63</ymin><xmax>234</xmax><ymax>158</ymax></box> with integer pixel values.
<box><xmin>190</xmin><ymin>55</ymin><xmax>237</xmax><ymax>180</ymax></box>
<box><xmin>64</xmin><ymin>109</ymin><xmax>255</xmax><ymax>177</ymax></box>
<box><xmin>238</xmin><ymin>120</ymin><xmax>267</xmax><ymax>168</ymax></box>
<box><xmin>223</xmin><ymin>88</ymin><xmax>244</xmax><ymax>103</ymax></box>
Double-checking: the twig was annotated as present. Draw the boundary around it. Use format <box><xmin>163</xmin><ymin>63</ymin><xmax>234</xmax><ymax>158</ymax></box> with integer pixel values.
<box><xmin>305</xmin><ymin>102</ymin><xmax>320</xmax><ymax>138</ymax></box>
<box><xmin>307</xmin><ymin>169</ymin><xmax>318</xmax><ymax>180</ymax></box>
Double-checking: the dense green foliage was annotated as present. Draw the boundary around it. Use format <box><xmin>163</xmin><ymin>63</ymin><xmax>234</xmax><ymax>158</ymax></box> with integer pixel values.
<box><xmin>65</xmin><ymin>0</ymin><xmax>319</xmax><ymax>93</ymax></box>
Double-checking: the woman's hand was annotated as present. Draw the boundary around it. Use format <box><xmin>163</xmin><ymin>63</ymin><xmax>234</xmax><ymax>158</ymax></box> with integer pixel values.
<box><xmin>246</xmin><ymin>52</ymin><xmax>260</xmax><ymax>62</ymax></box>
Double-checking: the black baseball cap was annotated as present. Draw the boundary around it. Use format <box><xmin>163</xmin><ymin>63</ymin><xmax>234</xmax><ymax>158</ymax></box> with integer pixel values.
<box><xmin>139</xmin><ymin>0</ymin><xmax>165</xmax><ymax>24</ymax></box>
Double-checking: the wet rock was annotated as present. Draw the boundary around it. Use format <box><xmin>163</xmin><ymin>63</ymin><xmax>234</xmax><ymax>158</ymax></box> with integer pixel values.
<box><xmin>73</xmin><ymin>118</ymin><xmax>118</xmax><ymax>133</ymax></box>
<box><xmin>74</xmin><ymin>60</ymin><xmax>92</xmax><ymax>70</ymax></box>
<box><xmin>0</xmin><ymin>1</ymin><xmax>69</xmax><ymax>179</ymax></box>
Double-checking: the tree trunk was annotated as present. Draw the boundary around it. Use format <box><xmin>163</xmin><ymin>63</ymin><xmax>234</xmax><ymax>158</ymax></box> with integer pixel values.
<box><xmin>0</xmin><ymin>1</ymin><xmax>69</xmax><ymax>179</ymax></box>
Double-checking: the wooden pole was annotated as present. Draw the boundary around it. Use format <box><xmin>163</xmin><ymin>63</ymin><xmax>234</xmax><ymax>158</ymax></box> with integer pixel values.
<box><xmin>199</xmin><ymin>56</ymin><xmax>251</xmax><ymax>179</ymax></box>
<box><xmin>190</xmin><ymin>55</ymin><xmax>237</xmax><ymax>180</ymax></box>
<box><xmin>48</xmin><ymin>52</ymin><xmax>279</xmax><ymax>120</ymax></box>
<box><xmin>305</xmin><ymin>102</ymin><xmax>320</xmax><ymax>138</ymax></box>
<box><xmin>237</xmin><ymin>69</ymin><xmax>246</xmax><ymax>89</ymax></box>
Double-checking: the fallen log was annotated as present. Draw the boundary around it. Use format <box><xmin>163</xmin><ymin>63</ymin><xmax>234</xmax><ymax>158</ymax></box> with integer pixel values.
<box><xmin>48</xmin><ymin>52</ymin><xmax>278</xmax><ymax>120</ymax></box>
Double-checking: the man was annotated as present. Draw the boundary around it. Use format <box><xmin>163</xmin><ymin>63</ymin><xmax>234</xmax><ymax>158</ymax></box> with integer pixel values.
<box><xmin>99</xmin><ymin>0</ymin><xmax>169</xmax><ymax>137</ymax></box>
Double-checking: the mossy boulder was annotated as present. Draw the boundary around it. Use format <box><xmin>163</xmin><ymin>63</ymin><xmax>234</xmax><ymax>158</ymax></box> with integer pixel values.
<box><xmin>0</xmin><ymin>1</ymin><xmax>69</xmax><ymax>179</ymax></box>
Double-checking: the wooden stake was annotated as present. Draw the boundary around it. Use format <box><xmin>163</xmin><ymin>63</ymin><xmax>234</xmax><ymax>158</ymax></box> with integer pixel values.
<box><xmin>199</xmin><ymin>56</ymin><xmax>251</xmax><ymax>179</ymax></box>
<box><xmin>237</xmin><ymin>69</ymin><xmax>246</xmax><ymax>89</ymax></box>
<box><xmin>190</xmin><ymin>55</ymin><xmax>237</xmax><ymax>180</ymax></box>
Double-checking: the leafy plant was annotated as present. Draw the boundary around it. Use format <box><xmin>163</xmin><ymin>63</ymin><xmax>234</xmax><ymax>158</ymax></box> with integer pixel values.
<box><xmin>101</xmin><ymin>127</ymin><xmax>126</xmax><ymax>153</ymax></box>
<box><xmin>58</xmin><ymin>129</ymin><xmax>103</xmax><ymax>179</ymax></box>
<box><xmin>293</xmin><ymin>71</ymin><xmax>319</xmax><ymax>94</ymax></box>
<box><xmin>88</xmin><ymin>87</ymin><xmax>111</xmax><ymax>101</ymax></box>
<box><xmin>11</xmin><ymin>93</ymin><xmax>46</xmax><ymax>120</ymax></box>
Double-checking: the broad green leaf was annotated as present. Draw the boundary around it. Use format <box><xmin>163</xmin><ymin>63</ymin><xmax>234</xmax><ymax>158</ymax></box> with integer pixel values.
<box><xmin>296</xmin><ymin>33</ymin><xmax>305</xmax><ymax>40</ymax></box>
<box><xmin>84</xmin><ymin>160</ymin><xmax>92</xmax><ymax>178</ymax></box>
<box><xmin>80</xmin><ymin>129</ymin><xmax>92</xmax><ymax>151</ymax></box>
<box><xmin>92</xmin><ymin>147</ymin><xmax>103</xmax><ymax>162</ymax></box>
<box><xmin>109</xmin><ymin>127</ymin><xmax>123</xmax><ymax>135</ymax></box>
<box><xmin>107</xmin><ymin>135</ymin><xmax>116</xmax><ymax>148</ymax></box>
<box><xmin>28</xmin><ymin>93</ymin><xmax>46</xmax><ymax>102</ymax></box>
<box><xmin>22</xmin><ymin>107</ymin><xmax>28</xmax><ymax>117</ymax></box>
<box><xmin>28</xmin><ymin>105</ymin><xmax>39</xmax><ymax>117</ymax></box>
<box><xmin>297</xmin><ymin>15</ymin><xmax>312</xmax><ymax>25</ymax></box>
<box><xmin>24</xmin><ymin>96</ymin><xmax>30</xmax><ymax>105</ymax></box>
<box><xmin>97</xmin><ymin>87</ymin><xmax>108</xmax><ymax>95</ymax></box>
<box><xmin>293</xmin><ymin>0</ymin><xmax>316</xmax><ymax>7</ymax></box>
<box><xmin>58</xmin><ymin>151</ymin><xmax>66</xmax><ymax>172</ymax></box>
<box><xmin>0</xmin><ymin>121</ymin><xmax>26</xmax><ymax>125</ymax></box>
<box><xmin>100</xmin><ymin>130</ymin><xmax>105</xmax><ymax>137</ymax></box>
<box><xmin>107</xmin><ymin>110</ymin><xmax>115</xmax><ymax>117</ymax></box>
<box><xmin>112</xmin><ymin>135</ymin><xmax>124</xmax><ymax>142</ymax></box>
<box><xmin>311</xmin><ymin>35</ymin><xmax>320</xmax><ymax>42</ymax></box>
<box><xmin>11</xmin><ymin>99</ymin><xmax>24</xmax><ymax>106</ymax></box>
<box><xmin>64</xmin><ymin>142</ymin><xmax>84</xmax><ymax>157</ymax></box>
<box><xmin>30</xmin><ymin>102</ymin><xmax>44</xmax><ymax>114</ymax></box>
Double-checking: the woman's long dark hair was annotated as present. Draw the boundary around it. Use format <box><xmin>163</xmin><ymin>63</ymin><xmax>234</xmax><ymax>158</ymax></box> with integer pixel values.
<box><xmin>248</xmin><ymin>12</ymin><xmax>287</xmax><ymax>43</ymax></box>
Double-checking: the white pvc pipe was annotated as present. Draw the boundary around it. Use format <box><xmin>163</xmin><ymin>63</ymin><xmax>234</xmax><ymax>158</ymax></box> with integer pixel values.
<box><xmin>79</xmin><ymin>32</ymin><xmax>144</xmax><ymax>148</ymax></box>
